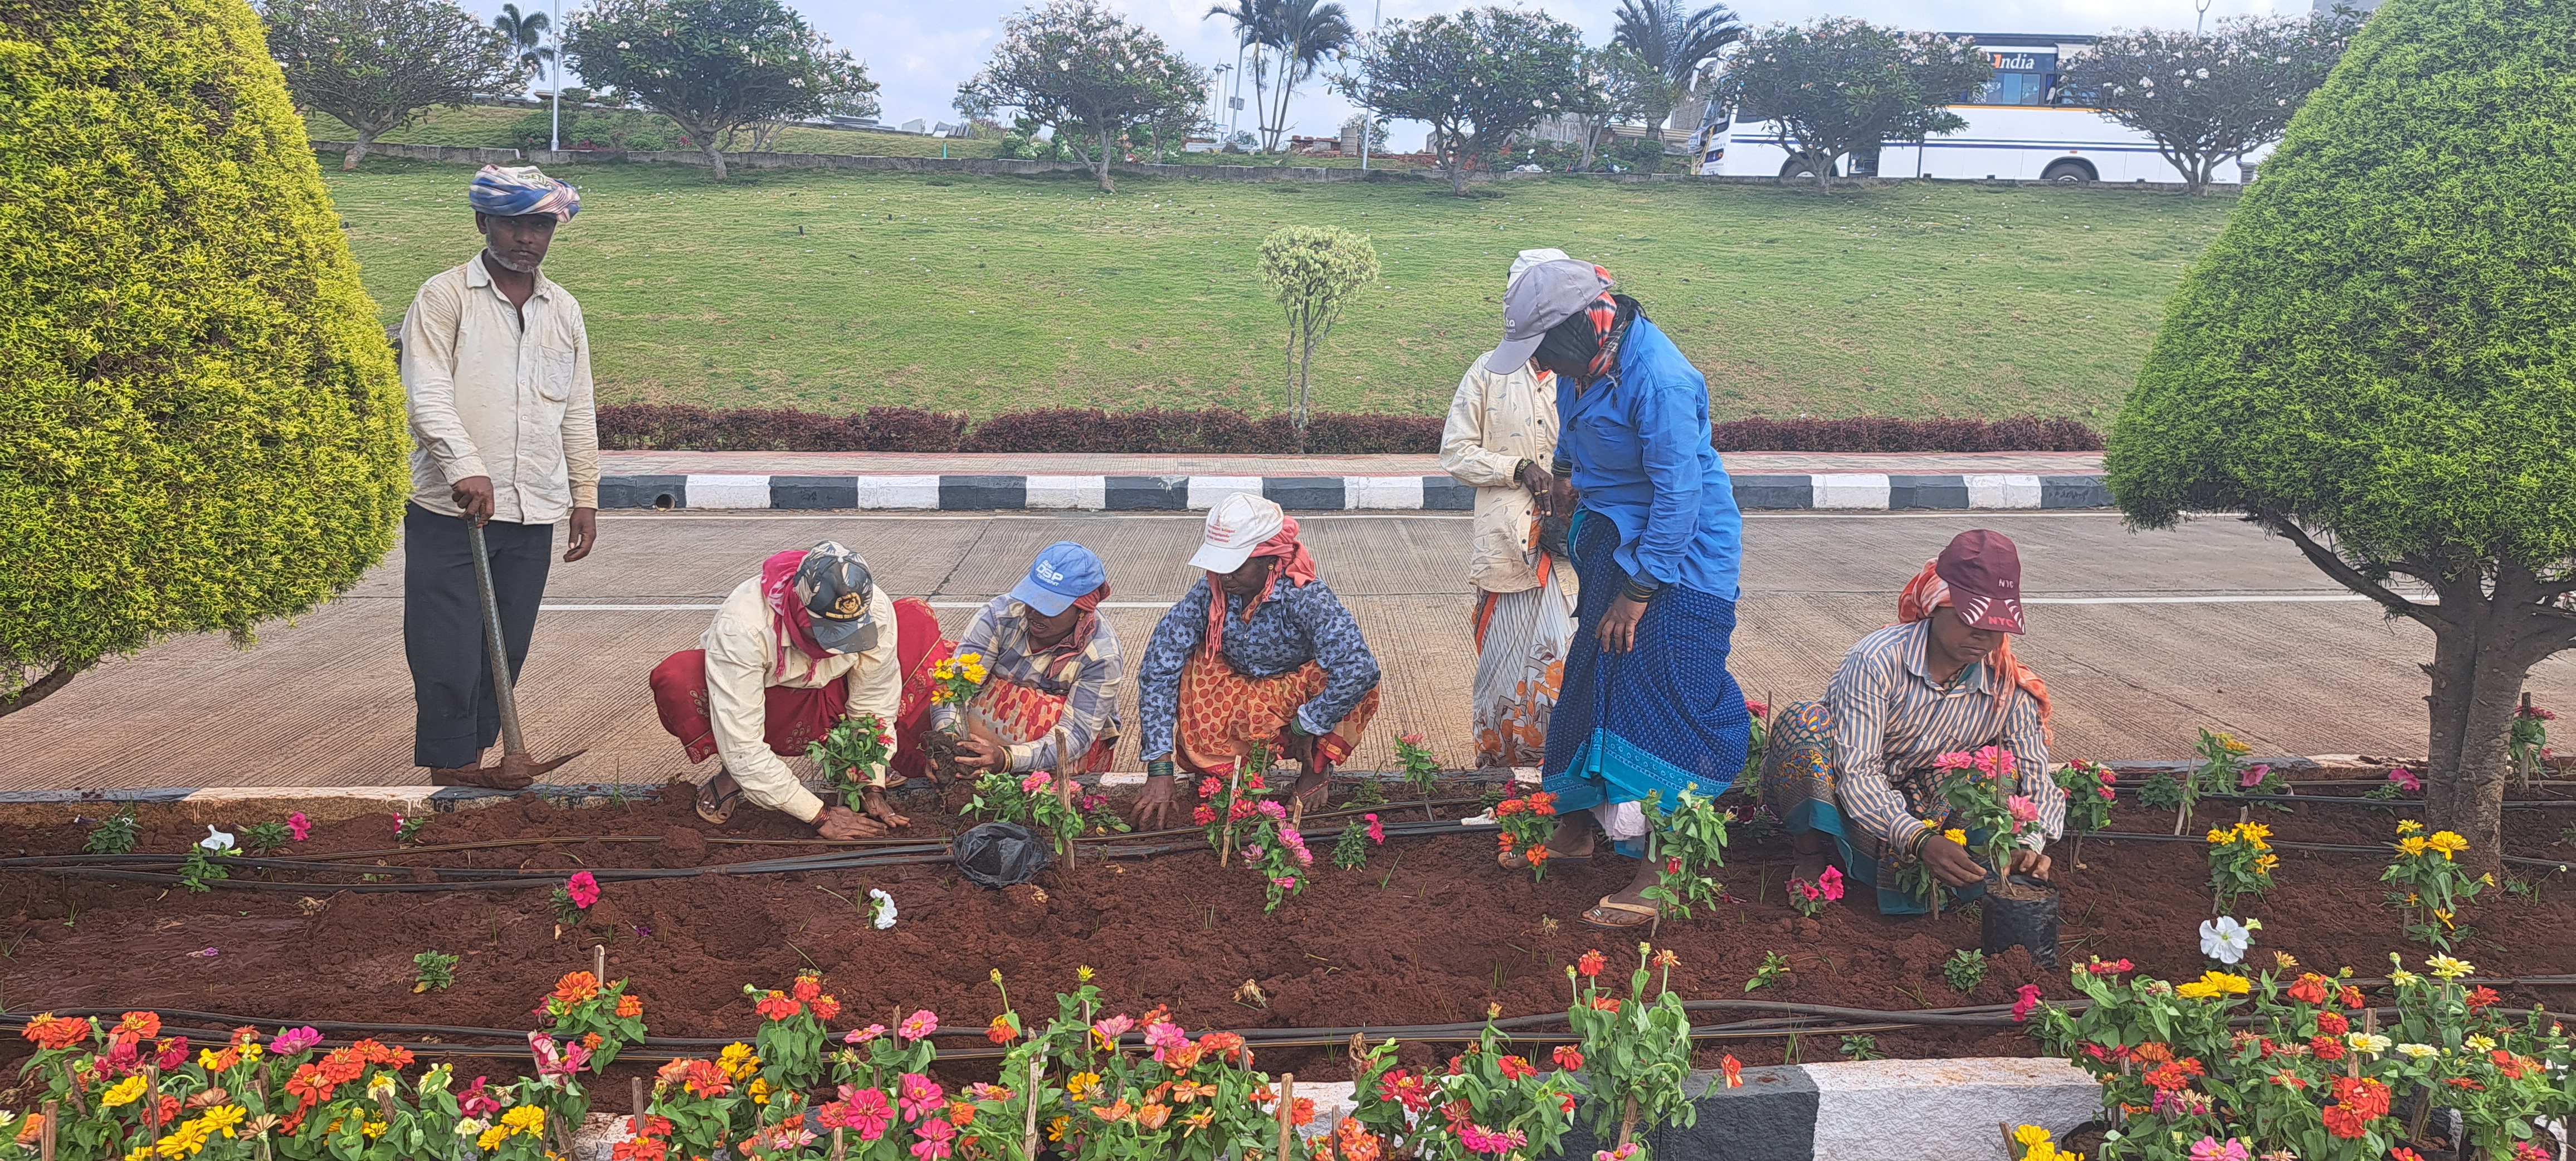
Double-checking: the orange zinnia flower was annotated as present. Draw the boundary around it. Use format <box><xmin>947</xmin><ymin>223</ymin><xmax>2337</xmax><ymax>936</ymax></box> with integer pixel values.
<box><xmin>617</xmin><ymin>994</ymin><xmax>645</xmax><ymax>1019</ymax></box>
<box><xmin>21</xmin><ymin>1013</ymin><xmax>89</xmax><ymax>1051</ymax></box>
<box><xmin>553</xmin><ymin>972</ymin><xmax>602</xmax><ymax>1005</ymax></box>
<box><xmin>793</xmin><ymin>975</ymin><xmax>824</xmax><ymax>1002</ymax></box>
<box><xmin>755</xmin><ymin>992</ymin><xmax>802</xmax><ymax>1022</ymax></box>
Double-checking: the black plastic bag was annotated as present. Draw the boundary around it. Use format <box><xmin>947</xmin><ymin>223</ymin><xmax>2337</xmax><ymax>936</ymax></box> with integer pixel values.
<box><xmin>1979</xmin><ymin>874</ymin><xmax>2061</xmax><ymax>968</ymax></box>
<box><xmin>954</xmin><ymin>822</ymin><xmax>1051</xmax><ymax>889</ymax></box>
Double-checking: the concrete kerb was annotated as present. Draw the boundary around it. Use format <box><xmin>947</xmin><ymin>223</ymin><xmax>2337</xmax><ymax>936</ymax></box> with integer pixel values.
<box><xmin>594</xmin><ymin>471</ymin><xmax>2114</xmax><ymax>513</ymax></box>
<box><xmin>563</xmin><ymin>1060</ymin><xmax>2101</xmax><ymax>1161</ymax></box>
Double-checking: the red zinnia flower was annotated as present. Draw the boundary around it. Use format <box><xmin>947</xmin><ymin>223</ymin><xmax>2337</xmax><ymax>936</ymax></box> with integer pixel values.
<box><xmin>2466</xmin><ymin>986</ymin><xmax>2502</xmax><ymax>1011</ymax></box>
<box><xmin>2310</xmin><ymin>1036</ymin><xmax>2345</xmax><ymax>1061</ymax></box>
<box><xmin>1553</xmin><ymin>1046</ymin><xmax>1583</xmax><ymax>1071</ymax></box>
<box><xmin>756</xmin><ymin>992</ymin><xmax>802</xmax><ymax>1022</ymax></box>
<box><xmin>2286</xmin><ymin>975</ymin><xmax>2329</xmax><ymax>1005</ymax></box>
<box><xmin>1577</xmin><ymin>950</ymin><xmax>1606</xmax><ymax>978</ymax></box>
<box><xmin>2315</xmin><ymin>1012</ymin><xmax>2348</xmax><ymax>1036</ymax></box>
<box><xmin>793</xmin><ymin>975</ymin><xmax>823</xmax><ymax>1002</ymax></box>
<box><xmin>1496</xmin><ymin>1056</ymin><xmax>1535</xmax><ymax>1081</ymax></box>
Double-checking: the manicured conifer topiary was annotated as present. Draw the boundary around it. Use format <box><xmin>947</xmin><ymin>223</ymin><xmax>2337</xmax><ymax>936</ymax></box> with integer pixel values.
<box><xmin>1</xmin><ymin>0</ymin><xmax>409</xmax><ymax>714</ymax></box>
<box><xmin>2105</xmin><ymin>0</ymin><xmax>2576</xmax><ymax>872</ymax></box>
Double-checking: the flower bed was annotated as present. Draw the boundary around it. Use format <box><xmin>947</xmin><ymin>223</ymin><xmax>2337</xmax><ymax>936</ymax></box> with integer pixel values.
<box><xmin>2</xmin><ymin>782</ymin><xmax>2569</xmax><ymax>1104</ymax></box>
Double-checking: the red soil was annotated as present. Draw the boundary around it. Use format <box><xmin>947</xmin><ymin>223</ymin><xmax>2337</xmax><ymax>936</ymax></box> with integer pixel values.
<box><xmin>3</xmin><ymin>785</ymin><xmax>2570</xmax><ymax>1084</ymax></box>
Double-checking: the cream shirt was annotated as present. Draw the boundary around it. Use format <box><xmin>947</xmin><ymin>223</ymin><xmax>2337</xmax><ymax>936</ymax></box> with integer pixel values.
<box><xmin>402</xmin><ymin>256</ymin><xmax>601</xmax><ymax>524</ymax></box>
<box><xmin>701</xmin><ymin>576</ymin><xmax>903</xmax><ymax>823</ymax></box>
<box><xmin>1439</xmin><ymin>357</ymin><xmax>1562</xmax><ymax>594</ymax></box>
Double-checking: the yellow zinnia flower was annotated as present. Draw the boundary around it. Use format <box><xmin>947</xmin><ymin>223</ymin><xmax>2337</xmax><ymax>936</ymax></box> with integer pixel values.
<box><xmin>2396</xmin><ymin>819</ymin><xmax>2424</xmax><ymax>835</ymax></box>
<box><xmin>2206</xmin><ymin>828</ymin><xmax>2232</xmax><ymax>845</ymax></box>
<box><xmin>2237</xmin><ymin>822</ymin><xmax>2271</xmax><ymax>847</ymax></box>
<box><xmin>103</xmin><ymin>1075</ymin><xmax>148</xmax><ymax>1108</ymax></box>
<box><xmin>477</xmin><ymin>1126</ymin><xmax>510</xmax><ymax>1152</ymax></box>
<box><xmin>361</xmin><ymin>1121</ymin><xmax>387</xmax><ymax>1140</ymax></box>
<box><xmin>501</xmin><ymin>1105</ymin><xmax>547</xmax><ymax>1135</ymax></box>
<box><xmin>2396</xmin><ymin>836</ymin><xmax>2429</xmax><ymax>857</ymax></box>
<box><xmin>2254</xmin><ymin>853</ymin><xmax>2281</xmax><ymax>872</ymax></box>
<box><xmin>2013</xmin><ymin>1125</ymin><xmax>2053</xmax><ymax>1148</ymax></box>
<box><xmin>1943</xmin><ymin>828</ymin><xmax>1968</xmax><ymax>846</ymax></box>
<box><xmin>201</xmin><ymin>1106</ymin><xmax>246</xmax><ymax>1138</ymax></box>
<box><xmin>2425</xmin><ymin>954</ymin><xmax>2473</xmax><ymax>980</ymax></box>
<box><xmin>2464</xmin><ymin>1033</ymin><xmax>2496</xmax><ymax>1052</ymax></box>
<box><xmin>2425</xmin><ymin>831</ymin><xmax>2468</xmax><ymax>858</ymax></box>
<box><xmin>716</xmin><ymin>1041</ymin><xmax>760</xmax><ymax>1079</ymax></box>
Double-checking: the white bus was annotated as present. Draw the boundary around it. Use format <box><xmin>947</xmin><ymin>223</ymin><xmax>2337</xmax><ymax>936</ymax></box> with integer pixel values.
<box><xmin>1696</xmin><ymin>33</ymin><xmax>2266</xmax><ymax>185</ymax></box>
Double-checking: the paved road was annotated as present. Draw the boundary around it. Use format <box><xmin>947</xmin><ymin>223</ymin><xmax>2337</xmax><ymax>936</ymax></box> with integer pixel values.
<box><xmin>6</xmin><ymin>510</ymin><xmax>2565</xmax><ymax>791</ymax></box>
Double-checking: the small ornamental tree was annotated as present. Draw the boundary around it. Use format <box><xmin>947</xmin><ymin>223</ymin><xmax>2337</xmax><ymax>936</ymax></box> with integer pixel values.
<box><xmin>1256</xmin><ymin>226</ymin><xmax>1379</xmax><ymax>452</ymax></box>
<box><xmin>1706</xmin><ymin>17</ymin><xmax>1990</xmax><ymax>189</ymax></box>
<box><xmin>2105</xmin><ymin>0</ymin><xmax>2576</xmax><ymax>879</ymax></box>
<box><xmin>2058</xmin><ymin>10</ymin><xmax>2362</xmax><ymax>196</ymax></box>
<box><xmin>1331</xmin><ymin>7</ymin><xmax>1587</xmax><ymax>197</ymax></box>
<box><xmin>957</xmin><ymin>0</ymin><xmax>1209</xmax><ymax>194</ymax></box>
<box><xmin>1</xmin><ymin>0</ymin><xmax>409</xmax><ymax>717</ymax></box>
<box><xmin>1561</xmin><ymin>45</ymin><xmax>1670</xmax><ymax>173</ymax></box>
<box><xmin>264</xmin><ymin>0</ymin><xmax>519</xmax><ymax>170</ymax></box>
<box><xmin>562</xmin><ymin>0</ymin><xmax>876</xmax><ymax>182</ymax></box>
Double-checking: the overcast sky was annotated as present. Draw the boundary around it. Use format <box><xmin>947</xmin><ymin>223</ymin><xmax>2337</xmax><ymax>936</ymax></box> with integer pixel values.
<box><xmin>524</xmin><ymin>0</ymin><xmax>2315</xmax><ymax>143</ymax></box>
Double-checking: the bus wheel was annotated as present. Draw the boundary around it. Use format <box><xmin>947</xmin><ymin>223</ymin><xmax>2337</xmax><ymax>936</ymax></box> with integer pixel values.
<box><xmin>2042</xmin><ymin>160</ymin><xmax>2096</xmax><ymax>184</ymax></box>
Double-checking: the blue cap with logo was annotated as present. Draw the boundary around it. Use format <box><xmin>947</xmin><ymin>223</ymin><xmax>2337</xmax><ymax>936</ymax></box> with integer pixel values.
<box><xmin>1008</xmin><ymin>542</ymin><xmax>1107</xmax><ymax>617</ymax></box>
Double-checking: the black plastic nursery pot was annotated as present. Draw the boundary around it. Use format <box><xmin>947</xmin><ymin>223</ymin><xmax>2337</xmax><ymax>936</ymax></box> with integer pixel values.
<box><xmin>1979</xmin><ymin>872</ymin><xmax>2061</xmax><ymax>968</ymax></box>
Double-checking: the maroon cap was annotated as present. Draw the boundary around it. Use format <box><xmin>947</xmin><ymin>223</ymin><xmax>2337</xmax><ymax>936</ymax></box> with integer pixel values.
<box><xmin>1935</xmin><ymin>529</ymin><xmax>2025</xmax><ymax>635</ymax></box>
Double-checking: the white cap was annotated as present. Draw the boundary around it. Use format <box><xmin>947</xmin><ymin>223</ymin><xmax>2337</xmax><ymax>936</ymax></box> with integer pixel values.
<box><xmin>1188</xmin><ymin>492</ymin><xmax>1286</xmax><ymax>573</ymax></box>
<box><xmin>1509</xmin><ymin>248</ymin><xmax>1571</xmax><ymax>287</ymax></box>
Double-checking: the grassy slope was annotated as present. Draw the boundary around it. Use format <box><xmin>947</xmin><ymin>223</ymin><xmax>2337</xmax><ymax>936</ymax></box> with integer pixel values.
<box><xmin>323</xmin><ymin>159</ymin><xmax>2231</xmax><ymax>420</ymax></box>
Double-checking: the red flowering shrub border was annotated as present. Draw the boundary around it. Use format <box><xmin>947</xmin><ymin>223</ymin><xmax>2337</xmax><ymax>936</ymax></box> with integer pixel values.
<box><xmin>596</xmin><ymin>404</ymin><xmax>2104</xmax><ymax>456</ymax></box>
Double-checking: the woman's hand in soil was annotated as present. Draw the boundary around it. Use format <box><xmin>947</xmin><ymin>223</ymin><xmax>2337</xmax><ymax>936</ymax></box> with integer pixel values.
<box><xmin>814</xmin><ymin>805</ymin><xmax>889</xmax><ymax>841</ymax></box>
<box><xmin>1135</xmin><ymin>774</ymin><xmax>1182</xmax><ymax>830</ymax></box>
<box><xmin>860</xmin><ymin>786</ymin><xmax>910</xmax><ymax>830</ymax></box>
<box><xmin>1920</xmin><ymin>834</ymin><xmax>1988</xmax><ymax>888</ymax></box>
<box><xmin>2007</xmin><ymin>847</ymin><xmax>2052</xmax><ymax>881</ymax></box>
<box><xmin>955</xmin><ymin>735</ymin><xmax>1006</xmax><ymax>773</ymax></box>
<box><xmin>1596</xmin><ymin>595</ymin><xmax>1647</xmax><ymax>653</ymax></box>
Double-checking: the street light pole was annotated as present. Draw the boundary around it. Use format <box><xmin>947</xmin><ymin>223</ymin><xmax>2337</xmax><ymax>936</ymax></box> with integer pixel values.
<box><xmin>1358</xmin><ymin>0</ymin><xmax>1378</xmax><ymax>169</ymax></box>
<box><xmin>548</xmin><ymin>0</ymin><xmax>562</xmax><ymax>152</ymax></box>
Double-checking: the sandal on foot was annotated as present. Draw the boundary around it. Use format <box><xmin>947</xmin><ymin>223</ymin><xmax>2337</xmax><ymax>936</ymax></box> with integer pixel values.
<box><xmin>1580</xmin><ymin>897</ymin><xmax>1660</xmax><ymax>930</ymax></box>
<box><xmin>695</xmin><ymin>774</ymin><xmax>743</xmax><ymax>826</ymax></box>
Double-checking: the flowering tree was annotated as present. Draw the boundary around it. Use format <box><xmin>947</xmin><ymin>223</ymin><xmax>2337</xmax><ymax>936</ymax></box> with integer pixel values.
<box><xmin>957</xmin><ymin>0</ymin><xmax>1209</xmax><ymax>193</ymax></box>
<box><xmin>264</xmin><ymin>0</ymin><xmax>519</xmax><ymax>170</ymax></box>
<box><xmin>2058</xmin><ymin>11</ymin><xmax>2362</xmax><ymax>195</ymax></box>
<box><xmin>1331</xmin><ymin>7</ymin><xmax>1588</xmax><ymax>196</ymax></box>
<box><xmin>1256</xmin><ymin>225</ymin><xmax>1379</xmax><ymax>452</ymax></box>
<box><xmin>560</xmin><ymin>0</ymin><xmax>876</xmax><ymax>181</ymax></box>
<box><xmin>2106</xmin><ymin>0</ymin><xmax>2576</xmax><ymax>877</ymax></box>
<box><xmin>1559</xmin><ymin>45</ymin><xmax>1671</xmax><ymax>173</ymax></box>
<box><xmin>1704</xmin><ymin>17</ymin><xmax>1991</xmax><ymax>190</ymax></box>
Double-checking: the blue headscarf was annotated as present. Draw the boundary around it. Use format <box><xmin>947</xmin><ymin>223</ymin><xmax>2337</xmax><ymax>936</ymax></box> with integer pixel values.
<box><xmin>469</xmin><ymin>164</ymin><xmax>579</xmax><ymax>221</ymax></box>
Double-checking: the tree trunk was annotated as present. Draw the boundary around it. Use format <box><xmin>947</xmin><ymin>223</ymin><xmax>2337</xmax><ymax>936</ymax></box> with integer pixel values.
<box><xmin>1812</xmin><ymin>153</ymin><xmax>1833</xmax><ymax>193</ymax></box>
<box><xmin>2422</xmin><ymin>595</ymin><xmax>2529</xmax><ymax>880</ymax></box>
<box><xmin>0</xmin><ymin>664</ymin><xmax>78</xmax><ymax>718</ymax></box>
<box><xmin>1093</xmin><ymin>127</ymin><xmax>1118</xmax><ymax>193</ymax></box>
<box><xmin>1446</xmin><ymin>140</ymin><xmax>1471</xmax><ymax>196</ymax></box>
<box><xmin>1578</xmin><ymin>124</ymin><xmax>1601</xmax><ymax>173</ymax></box>
<box><xmin>343</xmin><ymin>128</ymin><xmax>372</xmax><ymax>172</ymax></box>
<box><xmin>701</xmin><ymin>137</ymin><xmax>730</xmax><ymax>182</ymax></box>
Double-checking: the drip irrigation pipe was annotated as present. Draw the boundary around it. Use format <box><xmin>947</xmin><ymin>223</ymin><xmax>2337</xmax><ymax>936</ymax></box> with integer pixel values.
<box><xmin>2112</xmin><ymin>791</ymin><xmax>2576</xmax><ymax>811</ymax></box>
<box><xmin>2080</xmin><ymin>830</ymin><xmax>2574</xmax><ymax>871</ymax></box>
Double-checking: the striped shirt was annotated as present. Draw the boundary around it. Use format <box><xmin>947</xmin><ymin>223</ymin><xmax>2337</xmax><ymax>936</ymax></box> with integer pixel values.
<box><xmin>1824</xmin><ymin>620</ymin><xmax>2065</xmax><ymax>857</ymax></box>
<box><xmin>929</xmin><ymin>597</ymin><xmax>1124</xmax><ymax>774</ymax></box>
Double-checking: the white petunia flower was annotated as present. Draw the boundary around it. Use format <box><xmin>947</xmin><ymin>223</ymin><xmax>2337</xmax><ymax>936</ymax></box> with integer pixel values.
<box><xmin>2199</xmin><ymin>916</ymin><xmax>2253</xmax><ymax>964</ymax></box>
<box><xmin>201</xmin><ymin>826</ymin><xmax>236</xmax><ymax>852</ymax></box>
<box><xmin>869</xmin><ymin>889</ymin><xmax>897</xmax><ymax>929</ymax></box>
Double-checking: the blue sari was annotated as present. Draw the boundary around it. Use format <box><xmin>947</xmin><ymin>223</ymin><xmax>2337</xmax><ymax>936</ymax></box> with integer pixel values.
<box><xmin>1541</xmin><ymin>511</ymin><xmax>1752</xmax><ymax>854</ymax></box>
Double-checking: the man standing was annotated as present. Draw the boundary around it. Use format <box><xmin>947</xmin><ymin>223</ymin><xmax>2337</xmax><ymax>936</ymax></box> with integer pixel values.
<box><xmin>1441</xmin><ymin>248</ymin><xmax>1578</xmax><ymax>769</ymax></box>
<box><xmin>401</xmin><ymin>165</ymin><xmax>599</xmax><ymax>788</ymax></box>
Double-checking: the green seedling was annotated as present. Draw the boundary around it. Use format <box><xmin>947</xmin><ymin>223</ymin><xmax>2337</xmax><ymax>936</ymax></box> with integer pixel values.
<box><xmin>239</xmin><ymin>821</ymin><xmax>292</xmax><ymax>855</ymax></box>
<box><xmin>1943</xmin><ymin>948</ymin><xmax>1988</xmax><ymax>993</ymax></box>
<box><xmin>85</xmin><ymin>808</ymin><xmax>140</xmax><ymax>856</ymax></box>
<box><xmin>1838</xmin><ymin>1034</ymin><xmax>1884</xmax><ymax>1061</ymax></box>
<box><xmin>413</xmin><ymin>950</ymin><xmax>459</xmax><ymax>992</ymax></box>
<box><xmin>1745</xmin><ymin>950</ymin><xmax>1790</xmax><ymax>993</ymax></box>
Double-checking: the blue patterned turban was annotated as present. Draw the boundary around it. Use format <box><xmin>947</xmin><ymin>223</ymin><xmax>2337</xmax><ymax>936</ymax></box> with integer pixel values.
<box><xmin>468</xmin><ymin>164</ymin><xmax>580</xmax><ymax>221</ymax></box>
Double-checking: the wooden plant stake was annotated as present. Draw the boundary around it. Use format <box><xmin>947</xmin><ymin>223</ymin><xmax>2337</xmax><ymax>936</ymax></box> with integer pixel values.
<box><xmin>1022</xmin><ymin>1057</ymin><xmax>1042</xmax><ymax>1161</ymax></box>
<box><xmin>1058</xmin><ymin>775</ymin><xmax>1079</xmax><ymax>871</ymax></box>
<box><xmin>831</xmin><ymin>1129</ymin><xmax>847</xmax><ymax>1161</ymax></box>
<box><xmin>39</xmin><ymin>1099</ymin><xmax>56</xmax><ymax>1161</ymax></box>
<box><xmin>632</xmin><ymin>1077</ymin><xmax>647</xmax><ymax>1121</ymax></box>
<box><xmin>594</xmin><ymin>942</ymin><xmax>608</xmax><ymax>983</ymax></box>
<box><xmin>1617</xmin><ymin>1095</ymin><xmax>1640</xmax><ymax>1151</ymax></box>
<box><xmin>1219</xmin><ymin>764</ymin><xmax>1247</xmax><ymax>868</ymax></box>
<box><xmin>1275</xmin><ymin>1074</ymin><xmax>1296</xmax><ymax>1161</ymax></box>
<box><xmin>1999</xmin><ymin>1120</ymin><xmax>2019</xmax><ymax>1160</ymax></box>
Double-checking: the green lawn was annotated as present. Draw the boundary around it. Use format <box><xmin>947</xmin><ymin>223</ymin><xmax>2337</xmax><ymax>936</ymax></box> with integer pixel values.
<box><xmin>321</xmin><ymin>158</ymin><xmax>2233</xmax><ymax>421</ymax></box>
<box><xmin>303</xmin><ymin>104</ymin><xmax>1004</xmax><ymax>158</ymax></box>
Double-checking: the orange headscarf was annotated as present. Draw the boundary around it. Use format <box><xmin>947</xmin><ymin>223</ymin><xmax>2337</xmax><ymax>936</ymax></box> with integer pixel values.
<box><xmin>1898</xmin><ymin>559</ymin><xmax>2052</xmax><ymax>744</ymax></box>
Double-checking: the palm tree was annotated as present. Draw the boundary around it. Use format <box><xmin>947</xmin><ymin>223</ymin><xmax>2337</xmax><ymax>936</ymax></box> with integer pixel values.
<box><xmin>1610</xmin><ymin>0</ymin><xmax>1743</xmax><ymax>133</ymax></box>
<box><xmin>1260</xmin><ymin>0</ymin><xmax>1352</xmax><ymax>153</ymax></box>
<box><xmin>1206</xmin><ymin>0</ymin><xmax>1278</xmax><ymax>147</ymax></box>
<box><xmin>492</xmin><ymin>3</ymin><xmax>553</xmax><ymax>82</ymax></box>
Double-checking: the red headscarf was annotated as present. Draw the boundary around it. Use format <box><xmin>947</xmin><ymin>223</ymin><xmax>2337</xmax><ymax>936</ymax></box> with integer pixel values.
<box><xmin>759</xmin><ymin>549</ymin><xmax>830</xmax><ymax>682</ymax></box>
<box><xmin>1898</xmin><ymin>558</ymin><xmax>2053</xmax><ymax>744</ymax></box>
<box><xmin>1204</xmin><ymin>517</ymin><xmax>1318</xmax><ymax>658</ymax></box>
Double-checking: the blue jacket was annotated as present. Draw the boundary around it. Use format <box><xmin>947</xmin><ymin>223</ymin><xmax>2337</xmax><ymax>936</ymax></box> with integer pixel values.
<box><xmin>1554</xmin><ymin>314</ymin><xmax>1743</xmax><ymax>601</ymax></box>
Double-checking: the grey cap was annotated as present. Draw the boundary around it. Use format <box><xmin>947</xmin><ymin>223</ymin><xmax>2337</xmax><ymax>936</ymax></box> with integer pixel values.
<box><xmin>794</xmin><ymin>540</ymin><xmax>879</xmax><ymax>654</ymax></box>
<box><xmin>1485</xmin><ymin>258</ymin><xmax>1613</xmax><ymax>373</ymax></box>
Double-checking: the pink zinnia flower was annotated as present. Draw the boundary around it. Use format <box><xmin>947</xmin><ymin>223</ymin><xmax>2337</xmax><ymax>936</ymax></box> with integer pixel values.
<box><xmin>1399</xmin><ymin>733</ymin><xmax>1425</xmax><ymax>746</ymax></box>
<box><xmin>566</xmin><ymin>871</ymin><xmax>601</xmax><ymax>909</ymax></box>
<box><xmin>1365</xmin><ymin>813</ymin><xmax>1384</xmax><ymax>843</ymax></box>
<box><xmin>844</xmin><ymin>1024</ymin><xmax>886</xmax><ymax>1045</ymax></box>
<box><xmin>1256</xmin><ymin>799</ymin><xmax>1287</xmax><ymax>821</ymax></box>
<box><xmin>1020</xmin><ymin>771</ymin><xmax>1053</xmax><ymax>794</ymax></box>
<box><xmin>2388</xmin><ymin>766</ymin><xmax>2422</xmax><ymax>792</ymax></box>
<box><xmin>2011</xmin><ymin>984</ymin><xmax>2043</xmax><ymax>1022</ymax></box>
<box><xmin>830</xmin><ymin>1086</ymin><xmax>894</xmax><ymax>1141</ymax></box>
<box><xmin>1974</xmin><ymin>745</ymin><xmax>2016</xmax><ymax>779</ymax></box>
<box><xmin>910</xmin><ymin>1118</ymin><xmax>956</xmax><ymax>1160</ymax></box>
<box><xmin>1744</xmin><ymin>699</ymin><xmax>1769</xmax><ymax>718</ymax></box>
<box><xmin>285</xmin><ymin>812</ymin><xmax>310</xmax><ymax>842</ymax></box>
<box><xmin>2238</xmin><ymin>763</ymin><xmax>2270</xmax><ymax>789</ymax></box>
<box><xmin>2188</xmin><ymin>1137</ymin><xmax>2248</xmax><ymax>1161</ymax></box>
<box><xmin>897</xmin><ymin>1010</ymin><xmax>938</xmax><ymax>1043</ymax></box>
<box><xmin>2006</xmin><ymin>795</ymin><xmax>2038</xmax><ymax>825</ymax></box>
<box><xmin>458</xmin><ymin>1076</ymin><xmax>504</xmax><ymax>1118</ymax></box>
<box><xmin>1817</xmin><ymin>865</ymin><xmax>1845</xmax><ymax>901</ymax></box>
<box><xmin>897</xmin><ymin>1073</ymin><xmax>945</xmax><ymax>1121</ymax></box>
<box><xmin>1272</xmin><ymin>876</ymin><xmax>1300</xmax><ymax>889</ymax></box>
<box><xmin>1932</xmin><ymin>750</ymin><xmax>1975</xmax><ymax>770</ymax></box>
<box><xmin>268</xmin><ymin>1026</ymin><xmax>323</xmax><ymax>1056</ymax></box>
<box><xmin>1143</xmin><ymin>1021</ymin><xmax>1187</xmax><ymax>1056</ymax></box>
<box><xmin>1458</xmin><ymin>1124</ymin><xmax>1526</xmax><ymax>1155</ymax></box>
<box><xmin>1091</xmin><ymin>1014</ymin><xmax>1133</xmax><ymax>1049</ymax></box>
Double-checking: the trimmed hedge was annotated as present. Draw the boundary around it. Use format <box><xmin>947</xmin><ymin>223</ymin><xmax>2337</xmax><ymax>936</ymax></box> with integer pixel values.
<box><xmin>598</xmin><ymin>404</ymin><xmax>2101</xmax><ymax>455</ymax></box>
<box><xmin>1</xmin><ymin>0</ymin><xmax>409</xmax><ymax>704</ymax></box>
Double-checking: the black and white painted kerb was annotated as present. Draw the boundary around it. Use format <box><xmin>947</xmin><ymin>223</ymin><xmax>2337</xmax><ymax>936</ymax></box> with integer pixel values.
<box><xmin>597</xmin><ymin>472</ymin><xmax>2115</xmax><ymax>512</ymax></box>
